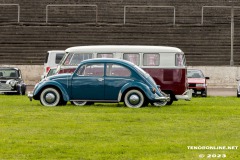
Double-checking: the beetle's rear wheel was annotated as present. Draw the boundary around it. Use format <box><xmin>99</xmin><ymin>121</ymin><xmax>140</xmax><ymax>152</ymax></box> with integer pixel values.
<box><xmin>124</xmin><ymin>90</ymin><xmax>145</xmax><ymax>108</ymax></box>
<box><xmin>153</xmin><ymin>101</ymin><xmax>167</xmax><ymax>107</ymax></box>
<box><xmin>71</xmin><ymin>101</ymin><xmax>87</xmax><ymax>106</ymax></box>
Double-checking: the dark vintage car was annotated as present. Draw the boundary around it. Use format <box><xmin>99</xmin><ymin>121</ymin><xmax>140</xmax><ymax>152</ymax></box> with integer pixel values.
<box><xmin>237</xmin><ymin>79</ymin><xmax>240</xmax><ymax>97</ymax></box>
<box><xmin>28</xmin><ymin>58</ymin><xmax>169</xmax><ymax>108</ymax></box>
<box><xmin>0</xmin><ymin>67</ymin><xmax>26</xmax><ymax>95</ymax></box>
<box><xmin>187</xmin><ymin>69</ymin><xmax>209</xmax><ymax>97</ymax></box>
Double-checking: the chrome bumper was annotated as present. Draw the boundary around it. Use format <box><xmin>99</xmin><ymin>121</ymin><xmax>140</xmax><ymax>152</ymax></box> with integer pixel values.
<box><xmin>175</xmin><ymin>89</ymin><xmax>192</xmax><ymax>101</ymax></box>
<box><xmin>28</xmin><ymin>92</ymin><xmax>33</xmax><ymax>101</ymax></box>
<box><xmin>155</xmin><ymin>94</ymin><xmax>170</xmax><ymax>102</ymax></box>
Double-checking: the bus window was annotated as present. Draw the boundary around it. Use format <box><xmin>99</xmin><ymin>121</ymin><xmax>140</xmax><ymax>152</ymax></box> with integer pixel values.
<box><xmin>175</xmin><ymin>54</ymin><xmax>185</xmax><ymax>66</ymax></box>
<box><xmin>67</xmin><ymin>53</ymin><xmax>92</xmax><ymax>65</ymax></box>
<box><xmin>123</xmin><ymin>53</ymin><xmax>140</xmax><ymax>66</ymax></box>
<box><xmin>143</xmin><ymin>53</ymin><xmax>160</xmax><ymax>66</ymax></box>
<box><xmin>97</xmin><ymin>53</ymin><xmax>113</xmax><ymax>58</ymax></box>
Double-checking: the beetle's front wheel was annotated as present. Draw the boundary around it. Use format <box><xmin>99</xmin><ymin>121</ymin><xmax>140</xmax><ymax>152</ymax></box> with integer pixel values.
<box><xmin>40</xmin><ymin>88</ymin><xmax>61</xmax><ymax>106</ymax></box>
<box><xmin>124</xmin><ymin>90</ymin><xmax>145</xmax><ymax>108</ymax></box>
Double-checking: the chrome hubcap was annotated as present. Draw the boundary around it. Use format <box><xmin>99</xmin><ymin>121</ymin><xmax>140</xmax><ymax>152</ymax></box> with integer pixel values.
<box><xmin>129</xmin><ymin>94</ymin><xmax>140</xmax><ymax>105</ymax></box>
<box><xmin>45</xmin><ymin>93</ymin><xmax>56</xmax><ymax>104</ymax></box>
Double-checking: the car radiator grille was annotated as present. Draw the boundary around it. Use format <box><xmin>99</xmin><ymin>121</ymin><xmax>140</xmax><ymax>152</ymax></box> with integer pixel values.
<box><xmin>0</xmin><ymin>83</ymin><xmax>12</xmax><ymax>90</ymax></box>
<box><xmin>189</xmin><ymin>84</ymin><xmax>196</xmax><ymax>87</ymax></box>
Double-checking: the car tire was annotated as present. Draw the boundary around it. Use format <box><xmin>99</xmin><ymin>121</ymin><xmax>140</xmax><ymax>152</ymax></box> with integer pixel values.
<box><xmin>152</xmin><ymin>101</ymin><xmax>167</xmax><ymax>106</ymax></box>
<box><xmin>71</xmin><ymin>101</ymin><xmax>87</xmax><ymax>106</ymax></box>
<box><xmin>124</xmin><ymin>89</ymin><xmax>145</xmax><ymax>108</ymax></box>
<box><xmin>201</xmin><ymin>90</ymin><xmax>207</xmax><ymax>97</ymax></box>
<box><xmin>40</xmin><ymin>88</ymin><xmax>61</xmax><ymax>106</ymax></box>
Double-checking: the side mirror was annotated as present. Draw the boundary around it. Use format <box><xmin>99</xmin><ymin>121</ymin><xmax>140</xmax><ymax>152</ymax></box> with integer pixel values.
<box><xmin>205</xmin><ymin>77</ymin><xmax>210</xmax><ymax>80</ymax></box>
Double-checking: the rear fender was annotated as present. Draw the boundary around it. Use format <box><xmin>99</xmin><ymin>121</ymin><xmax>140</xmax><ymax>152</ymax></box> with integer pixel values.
<box><xmin>118</xmin><ymin>82</ymin><xmax>153</xmax><ymax>101</ymax></box>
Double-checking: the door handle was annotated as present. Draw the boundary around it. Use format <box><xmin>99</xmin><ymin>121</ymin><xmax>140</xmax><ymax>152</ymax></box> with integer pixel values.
<box><xmin>98</xmin><ymin>78</ymin><xmax>104</xmax><ymax>81</ymax></box>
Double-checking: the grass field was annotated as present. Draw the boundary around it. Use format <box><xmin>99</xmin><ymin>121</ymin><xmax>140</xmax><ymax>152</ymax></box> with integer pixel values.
<box><xmin>0</xmin><ymin>95</ymin><xmax>239</xmax><ymax>160</ymax></box>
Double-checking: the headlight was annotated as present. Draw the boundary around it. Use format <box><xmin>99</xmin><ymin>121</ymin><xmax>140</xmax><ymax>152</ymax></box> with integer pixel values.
<box><xmin>6</xmin><ymin>80</ymin><xmax>17</xmax><ymax>87</ymax></box>
<box><xmin>196</xmin><ymin>84</ymin><xmax>205</xmax><ymax>87</ymax></box>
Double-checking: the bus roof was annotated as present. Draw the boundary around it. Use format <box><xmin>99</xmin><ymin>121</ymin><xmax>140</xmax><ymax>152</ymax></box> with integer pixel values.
<box><xmin>65</xmin><ymin>45</ymin><xmax>183</xmax><ymax>54</ymax></box>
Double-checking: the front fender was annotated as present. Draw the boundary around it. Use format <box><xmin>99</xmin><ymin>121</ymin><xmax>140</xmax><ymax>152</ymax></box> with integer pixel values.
<box><xmin>118</xmin><ymin>82</ymin><xmax>154</xmax><ymax>101</ymax></box>
<box><xmin>33</xmin><ymin>81</ymin><xmax>70</xmax><ymax>101</ymax></box>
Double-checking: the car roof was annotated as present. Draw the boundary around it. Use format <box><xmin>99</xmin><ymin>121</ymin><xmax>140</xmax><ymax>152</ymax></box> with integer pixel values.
<box><xmin>0</xmin><ymin>67</ymin><xmax>19</xmax><ymax>70</ymax></box>
<box><xmin>81</xmin><ymin>58</ymin><xmax>135</xmax><ymax>66</ymax></box>
<box><xmin>48</xmin><ymin>50</ymin><xmax>65</xmax><ymax>54</ymax></box>
<box><xmin>65</xmin><ymin>45</ymin><xmax>183</xmax><ymax>54</ymax></box>
<box><xmin>187</xmin><ymin>69</ymin><xmax>202</xmax><ymax>72</ymax></box>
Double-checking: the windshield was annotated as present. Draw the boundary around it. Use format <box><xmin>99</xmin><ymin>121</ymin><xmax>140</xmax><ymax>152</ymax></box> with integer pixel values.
<box><xmin>0</xmin><ymin>69</ymin><xmax>19</xmax><ymax>78</ymax></box>
<box><xmin>187</xmin><ymin>70</ymin><xmax>204</xmax><ymax>78</ymax></box>
<box><xmin>47</xmin><ymin>68</ymin><xmax>57</xmax><ymax>77</ymax></box>
<box><xmin>63</xmin><ymin>53</ymin><xmax>93</xmax><ymax>65</ymax></box>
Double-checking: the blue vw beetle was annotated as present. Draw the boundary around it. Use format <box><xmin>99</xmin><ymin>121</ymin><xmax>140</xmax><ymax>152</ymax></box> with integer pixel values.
<box><xmin>28</xmin><ymin>58</ymin><xmax>169</xmax><ymax>108</ymax></box>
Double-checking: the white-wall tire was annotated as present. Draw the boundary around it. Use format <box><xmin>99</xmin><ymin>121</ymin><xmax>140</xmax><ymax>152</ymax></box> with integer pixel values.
<box><xmin>124</xmin><ymin>90</ymin><xmax>144</xmax><ymax>108</ymax></box>
<box><xmin>153</xmin><ymin>101</ymin><xmax>167</xmax><ymax>107</ymax></box>
<box><xmin>72</xmin><ymin>101</ymin><xmax>87</xmax><ymax>106</ymax></box>
<box><xmin>40</xmin><ymin>88</ymin><xmax>61</xmax><ymax>106</ymax></box>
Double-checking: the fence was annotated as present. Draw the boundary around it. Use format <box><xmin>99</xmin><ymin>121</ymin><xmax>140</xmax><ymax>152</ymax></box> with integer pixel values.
<box><xmin>0</xmin><ymin>4</ymin><xmax>20</xmax><ymax>22</ymax></box>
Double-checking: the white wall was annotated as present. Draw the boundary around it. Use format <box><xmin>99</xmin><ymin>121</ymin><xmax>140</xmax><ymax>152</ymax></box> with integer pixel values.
<box><xmin>187</xmin><ymin>66</ymin><xmax>239</xmax><ymax>88</ymax></box>
<box><xmin>1</xmin><ymin>65</ymin><xmax>239</xmax><ymax>88</ymax></box>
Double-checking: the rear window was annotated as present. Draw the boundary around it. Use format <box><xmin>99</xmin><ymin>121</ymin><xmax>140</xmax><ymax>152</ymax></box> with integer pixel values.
<box><xmin>175</xmin><ymin>54</ymin><xmax>186</xmax><ymax>66</ymax></box>
<box><xmin>55</xmin><ymin>53</ymin><xmax>64</xmax><ymax>64</ymax></box>
<box><xmin>44</xmin><ymin>53</ymin><xmax>49</xmax><ymax>63</ymax></box>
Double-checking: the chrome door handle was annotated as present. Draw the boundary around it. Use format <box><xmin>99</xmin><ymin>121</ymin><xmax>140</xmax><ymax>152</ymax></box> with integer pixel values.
<box><xmin>98</xmin><ymin>78</ymin><xmax>104</xmax><ymax>81</ymax></box>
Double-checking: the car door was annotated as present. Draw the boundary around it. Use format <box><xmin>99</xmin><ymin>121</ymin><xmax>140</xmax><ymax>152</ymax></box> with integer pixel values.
<box><xmin>104</xmin><ymin>63</ymin><xmax>132</xmax><ymax>100</ymax></box>
<box><xmin>71</xmin><ymin>63</ymin><xmax>105</xmax><ymax>100</ymax></box>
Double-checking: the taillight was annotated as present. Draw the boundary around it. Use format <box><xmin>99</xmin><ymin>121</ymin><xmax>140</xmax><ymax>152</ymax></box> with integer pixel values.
<box><xmin>46</xmin><ymin>67</ymin><xmax>50</xmax><ymax>73</ymax></box>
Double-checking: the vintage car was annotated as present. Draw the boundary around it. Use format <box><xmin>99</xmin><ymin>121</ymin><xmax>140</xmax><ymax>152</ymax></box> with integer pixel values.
<box><xmin>187</xmin><ymin>69</ymin><xmax>209</xmax><ymax>97</ymax></box>
<box><xmin>41</xmin><ymin>67</ymin><xmax>57</xmax><ymax>79</ymax></box>
<box><xmin>237</xmin><ymin>79</ymin><xmax>240</xmax><ymax>97</ymax></box>
<box><xmin>28</xmin><ymin>58</ymin><xmax>169</xmax><ymax>108</ymax></box>
<box><xmin>0</xmin><ymin>67</ymin><xmax>26</xmax><ymax>95</ymax></box>
<box><xmin>55</xmin><ymin>45</ymin><xmax>192</xmax><ymax>106</ymax></box>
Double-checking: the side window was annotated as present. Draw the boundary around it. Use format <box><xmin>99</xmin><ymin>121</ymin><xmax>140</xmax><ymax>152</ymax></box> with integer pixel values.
<box><xmin>143</xmin><ymin>53</ymin><xmax>160</xmax><ymax>66</ymax></box>
<box><xmin>106</xmin><ymin>64</ymin><xmax>131</xmax><ymax>77</ymax></box>
<box><xmin>77</xmin><ymin>63</ymin><xmax>104</xmax><ymax>76</ymax></box>
<box><xmin>175</xmin><ymin>54</ymin><xmax>185</xmax><ymax>66</ymax></box>
<box><xmin>123</xmin><ymin>53</ymin><xmax>140</xmax><ymax>66</ymax></box>
<box><xmin>55</xmin><ymin>53</ymin><xmax>64</xmax><ymax>64</ymax></box>
<box><xmin>97</xmin><ymin>53</ymin><xmax>113</xmax><ymax>58</ymax></box>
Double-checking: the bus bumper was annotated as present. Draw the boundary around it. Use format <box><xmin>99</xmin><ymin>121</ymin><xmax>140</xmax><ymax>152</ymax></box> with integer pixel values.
<box><xmin>175</xmin><ymin>89</ymin><xmax>192</xmax><ymax>101</ymax></box>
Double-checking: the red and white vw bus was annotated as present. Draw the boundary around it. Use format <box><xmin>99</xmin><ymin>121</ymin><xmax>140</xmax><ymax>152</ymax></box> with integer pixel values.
<box><xmin>56</xmin><ymin>45</ymin><xmax>192</xmax><ymax>105</ymax></box>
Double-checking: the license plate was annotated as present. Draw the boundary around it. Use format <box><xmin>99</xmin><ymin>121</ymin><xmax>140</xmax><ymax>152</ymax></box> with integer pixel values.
<box><xmin>197</xmin><ymin>91</ymin><xmax>201</xmax><ymax>94</ymax></box>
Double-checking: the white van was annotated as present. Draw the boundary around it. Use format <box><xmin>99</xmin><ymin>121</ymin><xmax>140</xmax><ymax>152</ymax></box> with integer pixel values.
<box><xmin>43</xmin><ymin>50</ymin><xmax>65</xmax><ymax>77</ymax></box>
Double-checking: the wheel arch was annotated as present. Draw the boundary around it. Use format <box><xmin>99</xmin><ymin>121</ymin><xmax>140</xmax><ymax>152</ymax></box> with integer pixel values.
<box><xmin>34</xmin><ymin>83</ymin><xmax>69</xmax><ymax>101</ymax></box>
<box><xmin>119</xmin><ymin>86</ymin><xmax>147</xmax><ymax>102</ymax></box>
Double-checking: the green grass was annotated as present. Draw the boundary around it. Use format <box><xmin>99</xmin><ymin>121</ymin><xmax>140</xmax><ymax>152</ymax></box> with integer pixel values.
<box><xmin>0</xmin><ymin>95</ymin><xmax>240</xmax><ymax>160</ymax></box>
